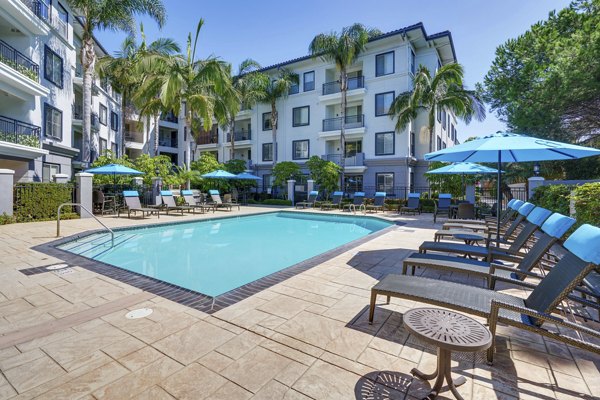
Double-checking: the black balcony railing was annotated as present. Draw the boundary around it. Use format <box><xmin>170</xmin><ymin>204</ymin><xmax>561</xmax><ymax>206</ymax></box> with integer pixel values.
<box><xmin>124</xmin><ymin>131</ymin><xmax>143</xmax><ymax>143</ymax></box>
<box><xmin>0</xmin><ymin>40</ymin><xmax>39</xmax><ymax>82</ymax></box>
<box><xmin>72</xmin><ymin>104</ymin><xmax>82</xmax><ymax>120</ymax></box>
<box><xmin>20</xmin><ymin>0</ymin><xmax>49</xmax><ymax>21</ymax></box>
<box><xmin>322</xmin><ymin>76</ymin><xmax>364</xmax><ymax>95</ymax></box>
<box><xmin>226</xmin><ymin>130</ymin><xmax>251</xmax><ymax>142</ymax></box>
<box><xmin>161</xmin><ymin>111</ymin><xmax>178</xmax><ymax>123</ymax></box>
<box><xmin>322</xmin><ymin>114</ymin><xmax>364</xmax><ymax>131</ymax></box>
<box><xmin>159</xmin><ymin>137</ymin><xmax>178</xmax><ymax>148</ymax></box>
<box><xmin>323</xmin><ymin>152</ymin><xmax>365</xmax><ymax>167</ymax></box>
<box><xmin>196</xmin><ymin>133</ymin><xmax>219</xmax><ymax>145</ymax></box>
<box><xmin>0</xmin><ymin>115</ymin><xmax>41</xmax><ymax>148</ymax></box>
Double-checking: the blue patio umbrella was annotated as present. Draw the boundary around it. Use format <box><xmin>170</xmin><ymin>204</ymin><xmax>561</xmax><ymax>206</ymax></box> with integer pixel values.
<box><xmin>425</xmin><ymin>162</ymin><xmax>502</xmax><ymax>175</ymax></box>
<box><xmin>201</xmin><ymin>169</ymin><xmax>236</xmax><ymax>179</ymax></box>
<box><xmin>235</xmin><ymin>172</ymin><xmax>262</xmax><ymax>180</ymax></box>
<box><xmin>425</xmin><ymin>132</ymin><xmax>600</xmax><ymax>243</ymax></box>
<box><xmin>85</xmin><ymin>163</ymin><xmax>144</xmax><ymax>194</ymax></box>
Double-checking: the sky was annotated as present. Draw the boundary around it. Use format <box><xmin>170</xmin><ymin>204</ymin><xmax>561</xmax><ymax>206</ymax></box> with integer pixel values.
<box><xmin>96</xmin><ymin>0</ymin><xmax>572</xmax><ymax>142</ymax></box>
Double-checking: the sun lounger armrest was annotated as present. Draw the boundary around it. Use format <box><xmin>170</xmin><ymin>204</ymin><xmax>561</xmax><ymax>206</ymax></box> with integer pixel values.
<box><xmin>489</xmin><ymin>251</ymin><xmax>523</xmax><ymax>263</ymax></box>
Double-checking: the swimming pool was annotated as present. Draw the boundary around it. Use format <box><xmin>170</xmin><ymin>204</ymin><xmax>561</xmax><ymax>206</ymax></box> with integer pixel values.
<box><xmin>58</xmin><ymin>212</ymin><xmax>392</xmax><ymax>297</ymax></box>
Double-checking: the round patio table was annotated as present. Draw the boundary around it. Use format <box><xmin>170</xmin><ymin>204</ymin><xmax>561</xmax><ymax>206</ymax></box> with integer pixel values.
<box><xmin>452</xmin><ymin>232</ymin><xmax>485</xmax><ymax>246</ymax></box>
<box><xmin>403</xmin><ymin>307</ymin><xmax>492</xmax><ymax>400</ymax></box>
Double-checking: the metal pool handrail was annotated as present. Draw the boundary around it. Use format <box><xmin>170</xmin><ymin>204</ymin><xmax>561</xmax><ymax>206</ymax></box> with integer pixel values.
<box><xmin>57</xmin><ymin>203</ymin><xmax>114</xmax><ymax>247</ymax></box>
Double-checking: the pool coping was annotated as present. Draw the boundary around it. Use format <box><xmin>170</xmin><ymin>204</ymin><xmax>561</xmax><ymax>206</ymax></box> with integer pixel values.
<box><xmin>31</xmin><ymin>210</ymin><xmax>403</xmax><ymax>314</ymax></box>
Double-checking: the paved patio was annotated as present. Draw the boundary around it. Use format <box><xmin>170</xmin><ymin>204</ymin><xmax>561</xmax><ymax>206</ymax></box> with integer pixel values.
<box><xmin>0</xmin><ymin>206</ymin><xmax>598</xmax><ymax>399</ymax></box>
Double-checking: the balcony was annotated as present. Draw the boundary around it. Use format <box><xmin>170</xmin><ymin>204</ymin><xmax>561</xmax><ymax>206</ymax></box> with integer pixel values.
<box><xmin>160</xmin><ymin>111</ymin><xmax>178</xmax><ymax>124</ymax></box>
<box><xmin>0</xmin><ymin>40</ymin><xmax>39</xmax><ymax>82</ymax></box>
<box><xmin>2</xmin><ymin>0</ymin><xmax>50</xmax><ymax>36</ymax></box>
<box><xmin>322</xmin><ymin>114</ymin><xmax>364</xmax><ymax>131</ymax></box>
<box><xmin>196</xmin><ymin>132</ymin><xmax>219</xmax><ymax>146</ymax></box>
<box><xmin>124</xmin><ymin>130</ymin><xmax>144</xmax><ymax>143</ymax></box>
<box><xmin>0</xmin><ymin>41</ymin><xmax>48</xmax><ymax>99</ymax></box>
<box><xmin>225</xmin><ymin>130</ymin><xmax>251</xmax><ymax>144</ymax></box>
<box><xmin>91</xmin><ymin>113</ymin><xmax>100</xmax><ymax>131</ymax></box>
<box><xmin>159</xmin><ymin>137</ymin><xmax>178</xmax><ymax>148</ymax></box>
<box><xmin>72</xmin><ymin>103</ymin><xmax>82</xmax><ymax>126</ymax></box>
<box><xmin>0</xmin><ymin>115</ymin><xmax>48</xmax><ymax>159</ymax></box>
<box><xmin>322</xmin><ymin>76</ymin><xmax>364</xmax><ymax>95</ymax></box>
<box><xmin>322</xmin><ymin>152</ymin><xmax>366</xmax><ymax>173</ymax></box>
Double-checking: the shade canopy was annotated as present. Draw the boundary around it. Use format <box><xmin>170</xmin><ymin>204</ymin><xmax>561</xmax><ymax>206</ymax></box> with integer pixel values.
<box><xmin>85</xmin><ymin>164</ymin><xmax>143</xmax><ymax>175</ymax></box>
<box><xmin>426</xmin><ymin>162</ymin><xmax>502</xmax><ymax>175</ymax></box>
<box><xmin>425</xmin><ymin>132</ymin><xmax>600</xmax><ymax>163</ymax></box>
<box><xmin>235</xmin><ymin>172</ymin><xmax>262</xmax><ymax>180</ymax></box>
<box><xmin>201</xmin><ymin>169</ymin><xmax>236</xmax><ymax>179</ymax></box>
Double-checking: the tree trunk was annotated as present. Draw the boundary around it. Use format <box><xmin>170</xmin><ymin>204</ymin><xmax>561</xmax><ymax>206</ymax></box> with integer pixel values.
<box><xmin>120</xmin><ymin>90</ymin><xmax>127</xmax><ymax>158</ymax></box>
<box><xmin>339</xmin><ymin>70</ymin><xmax>347</xmax><ymax>191</ymax></box>
<box><xmin>229</xmin><ymin>116</ymin><xmax>235</xmax><ymax>160</ymax></box>
<box><xmin>152</xmin><ymin>115</ymin><xmax>158</xmax><ymax>156</ymax></box>
<box><xmin>81</xmin><ymin>36</ymin><xmax>96</xmax><ymax>166</ymax></box>
<box><xmin>271</xmin><ymin>102</ymin><xmax>278</xmax><ymax>167</ymax></box>
<box><xmin>428</xmin><ymin>126</ymin><xmax>434</xmax><ymax>153</ymax></box>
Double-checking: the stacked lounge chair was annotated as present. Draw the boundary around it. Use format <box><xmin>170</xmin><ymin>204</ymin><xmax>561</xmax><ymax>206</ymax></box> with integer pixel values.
<box><xmin>208</xmin><ymin>190</ymin><xmax>235</xmax><ymax>211</ymax></box>
<box><xmin>399</xmin><ymin>193</ymin><xmax>422</xmax><ymax>215</ymax></box>
<box><xmin>320</xmin><ymin>191</ymin><xmax>344</xmax><ymax>210</ymax></box>
<box><xmin>160</xmin><ymin>190</ymin><xmax>194</xmax><ymax>215</ymax></box>
<box><xmin>118</xmin><ymin>190</ymin><xmax>160</xmax><ymax>219</ymax></box>
<box><xmin>181</xmin><ymin>190</ymin><xmax>215</xmax><ymax>213</ymax></box>
<box><xmin>343</xmin><ymin>192</ymin><xmax>366</xmax><ymax>213</ymax></box>
<box><xmin>296</xmin><ymin>191</ymin><xmax>318</xmax><ymax>209</ymax></box>
<box><xmin>366</xmin><ymin>192</ymin><xmax>386</xmax><ymax>213</ymax></box>
<box><xmin>433</xmin><ymin>193</ymin><xmax>452</xmax><ymax>223</ymax></box>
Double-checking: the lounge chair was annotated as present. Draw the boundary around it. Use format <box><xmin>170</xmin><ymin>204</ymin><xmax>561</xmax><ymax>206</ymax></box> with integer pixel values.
<box><xmin>443</xmin><ymin>199</ymin><xmax>524</xmax><ymax>230</ymax></box>
<box><xmin>181</xmin><ymin>190</ymin><xmax>215</xmax><ymax>213</ymax></box>
<box><xmin>160</xmin><ymin>190</ymin><xmax>194</xmax><ymax>215</ymax></box>
<box><xmin>342</xmin><ymin>192</ymin><xmax>366</xmax><ymax>213</ymax></box>
<box><xmin>208</xmin><ymin>190</ymin><xmax>235</xmax><ymax>211</ymax></box>
<box><xmin>420</xmin><ymin>206</ymin><xmax>552</xmax><ymax>261</ymax></box>
<box><xmin>433</xmin><ymin>194</ymin><xmax>452</xmax><ymax>223</ymax></box>
<box><xmin>320</xmin><ymin>191</ymin><xmax>344</xmax><ymax>210</ymax></box>
<box><xmin>118</xmin><ymin>190</ymin><xmax>160</xmax><ymax>219</ymax></box>
<box><xmin>399</xmin><ymin>193</ymin><xmax>421</xmax><ymax>215</ymax></box>
<box><xmin>296</xmin><ymin>191</ymin><xmax>318</xmax><ymax>209</ymax></box>
<box><xmin>369</xmin><ymin>224</ymin><xmax>600</xmax><ymax>363</ymax></box>
<box><xmin>403</xmin><ymin>213</ymin><xmax>576</xmax><ymax>289</ymax></box>
<box><xmin>366</xmin><ymin>192</ymin><xmax>386</xmax><ymax>213</ymax></box>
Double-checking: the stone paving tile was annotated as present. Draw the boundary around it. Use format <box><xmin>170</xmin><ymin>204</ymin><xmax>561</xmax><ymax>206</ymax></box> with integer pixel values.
<box><xmin>160</xmin><ymin>363</ymin><xmax>228</xmax><ymax>399</ymax></box>
<box><xmin>292</xmin><ymin>359</ymin><xmax>364</xmax><ymax>400</ymax></box>
<box><xmin>3</xmin><ymin>354</ymin><xmax>64</xmax><ymax>393</ymax></box>
<box><xmin>133</xmin><ymin>385</ymin><xmax>176</xmax><ymax>400</ymax></box>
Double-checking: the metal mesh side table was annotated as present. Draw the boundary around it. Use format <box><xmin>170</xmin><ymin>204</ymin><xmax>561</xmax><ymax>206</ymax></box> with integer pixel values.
<box><xmin>403</xmin><ymin>307</ymin><xmax>492</xmax><ymax>400</ymax></box>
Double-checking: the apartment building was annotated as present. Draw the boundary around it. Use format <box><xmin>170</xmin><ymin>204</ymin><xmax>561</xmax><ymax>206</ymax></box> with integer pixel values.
<box><xmin>0</xmin><ymin>0</ymin><xmax>121</xmax><ymax>182</ymax></box>
<box><xmin>193</xmin><ymin>23</ymin><xmax>460</xmax><ymax>195</ymax></box>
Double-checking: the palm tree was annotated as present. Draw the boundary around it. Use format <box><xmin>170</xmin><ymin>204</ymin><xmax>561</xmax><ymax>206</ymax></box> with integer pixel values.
<box><xmin>388</xmin><ymin>63</ymin><xmax>486</xmax><ymax>153</ymax></box>
<box><xmin>256</xmin><ymin>68</ymin><xmax>298</xmax><ymax>166</ymax></box>
<box><xmin>67</xmin><ymin>0</ymin><xmax>166</xmax><ymax>166</ymax></box>
<box><xmin>222</xmin><ymin>59</ymin><xmax>267</xmax><ymax>160</ymax></box>
<box><xmin>309</xmin><ymin>23</ymin><xmax>381</xmax><ymax>186</ymax></box>
<box><xmin>97</xmin><ymin>25</ymin><xmax>179</xmax><ymax>157</ymax></box>
<box><xmin>136</xmin><ymin>19</ymin><xmax>234</xmax><ymax>170</ymax></box>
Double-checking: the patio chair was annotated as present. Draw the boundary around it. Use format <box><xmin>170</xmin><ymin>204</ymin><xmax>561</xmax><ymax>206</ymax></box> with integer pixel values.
<box><xmin>403</xmin><ymin>213</ymin><xmax>576</xmax><ymax>289</ymax></box>
<box><xmin>296</xmin><ymin>191</ymin><xmax>318</xmax><ymax>209</ymax></box>
<box><xmin>398</xmin><ymin>193</ymin><xmax>421</xmax><ymax>215</ymax></box>
<box><xmin>420</xmin><ymin>206</ymin><xmax>552</xmax><ymax>261</ymax></box>
<box><xmin>320</xmin><ymin>191</ymin><xmax>344</xmax><ymax>210</ymax></box>
<box><xmin>369</xmin><ymin>223</ymin><xmax>600</xmax><ymax>363</ymax></box>
<box><xmin>366</xmin><ymin>192</ymin><xmax>387</xmax><ymax>213</ymax></box>
<box><xmin>118</xmin><ymin>190</ymin><xmax>160</xmax><ymax>219</ymax></box>
<box><xmin>160</xmin><ymin>190</ymin><xmax>194</xmax><ymax>215</ymax></box>
<box><xmin>92</xmin><ymin>190</ymin><xmax>114</xmax><ymax>215</ymax></box>
<box><xmin>456</xmin><ymin>203</ymin><xmax>475</xmax><ymax>219</ymax></box>
<box><xmin>342</xmin><ymin>192</ymin><xmax>366</xmax><ymax>213</ymax></box>
<box><xmin>443</xmin><ymin>199</ymin><xmax>524</xmax><ymax>229</ymax></box>
<box><xmin>181</xmin><ymin>190</ymin><xmax>215</xmax><ymax>213</ymax></box>
<box><xmin>208</xmin><ymin>190</ymin><xmax>234</xmax><ymax>211</ymax></box>
<box><xmin>433</xmin><ymin>193</ymin><xmax>452</xmax><ymax>223</ymax></box>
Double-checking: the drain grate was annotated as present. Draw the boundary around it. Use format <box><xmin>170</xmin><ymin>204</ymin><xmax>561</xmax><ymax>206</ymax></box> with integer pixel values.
<box><xmin>125</xmin><ymin>308</ymin><xmax>153</xmax><ymax>319</ymax></box>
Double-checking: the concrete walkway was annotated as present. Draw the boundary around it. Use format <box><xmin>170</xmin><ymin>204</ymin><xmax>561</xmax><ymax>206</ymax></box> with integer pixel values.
<box><xmin>0</xmin><ymin>207</ymin><xmax>598</xmax><ymax>399</ymax></box>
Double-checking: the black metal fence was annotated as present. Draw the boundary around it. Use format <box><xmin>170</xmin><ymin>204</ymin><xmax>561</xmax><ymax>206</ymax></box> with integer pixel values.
<box><xmin>93</xmin><ymin>184</ymin><xmax>155</xmax><ymax>208</ymax></box>
<box><xmin>322</xmin><ymin>76</ymin><xmax>364</xmax><ymax>95</ymax></box>
<box><xmin>322</xmin><ymin>114</ymin><xmax>364</xmax><ymax>131</ymax></box>
<box><xmin>0</xmin><ymin>39</ymin><xmax>39</xmax><ymax>81</ymax></box>
<box><xmin>0</xmin><ymin>115</ymin><xmax>41</xmax><ymax>147</ymax></box>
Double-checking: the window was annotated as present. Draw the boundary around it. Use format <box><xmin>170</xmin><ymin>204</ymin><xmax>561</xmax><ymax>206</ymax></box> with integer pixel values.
<box><xmin>44</xmin><ymin>46</ymin><xmax>63</xmax><ymax>88</ymax></box>
<box><xmin>263</xmin><ymin>174</ymin><xmax>272</xmax><ymax>192</ymax></box>
<box><xmin>44</xmin><ymin>103</ymin><xmax>62</xmax><ymax>140</ymax></box>
<box><xmin>410</xmin><ymin>49</ymin><xmax>416</xmax><ymax>75</ymax></box>
<box><xmin>450</xmin><ymin>124</ymin><xmax>455</xmax><ymax>141</ymax></box>
<box><xmin>437</xmin><ymin>106</ymin><xmax>441</xmax><ymax>122</ymax></box>
<box><xmin>410</xmin><ymin>131</ymin><xmax>415</xmax><ymax>157</ymax></box>
<box><xmin>303</xmin><ymin>71</ymin><xmax>315</xmax><ymax>91</ymax></box>
<box><xmin>292</xmin><ymin>140</ymin><xmax>309</xmax><ymax>160</ymax></box>
<box><xmin>441</xmin><ymin>109</ymin><xmax>447</xmax><ymax>130</ymax></box>
<box><xmin>437</xmin><ymin>135</ymin><xmax>442</xmax><ymax>151</ymax></box>
<box><xmin>42</xmin><ymin>163</ymin><xmax>59</xmax><ymax>183</ymax></box>
<box><xmin>375</xmin><ymin>92</ymin><xmax>394</xmax><ymax>116</ymax></box>
<box><xmin>262</xmin><ymin>112</ymin><xmax>272</xmax><ymax>131</ymax></box>
<box><xmin>56</xmin><ymin>2</ymin><xmax>68</xmax><ymax>23</ymax></box>
<box><xmin>110</xmin><ymin>111</ymin><xmax>119</xmax><ymax>131</ymax></box>
<box><xmin>410</xmin><ymin>171</ymin><xmax>415</xmax><ymax>192</ymax></box>
<box><xmin>99</xmin><ymin>104</ymin><xmax>107</xmax><ymax>125</ymax></box>
<box><xmin>262</xmin><ymin>143</ymin><xmax>273</xmax><ymax>162</ymax></box>
<box><xmin>376</xmin><ymin>173</ymin><xmax>394</xmax><ymax>193</ymax></box>
<box><xmin>442</xmin><ymin>142</ymin><xmax>446</xmax><ymax>149</ymax></box>
<box><xmin>100</xmin><ymin>138</ymin><xmax>107</xmax><ymax>155</ymax></box>
<box><xmin>292</xmin><ymin>106</ymin><xmax>309</xmax><ymax>127</ymax></box>
<box><xmin>345</xmin><ymin>140</ymin><xmax>362</xmax><ymax>157</ymax></box>
<box><xmin>288</xmin><ymin>84</ymin><xmax>299</xmax><ymax>95</ymax></box>
<box><xmin>344</xmin><ymin>175</ymin><xmax>363</xmax><ymax>192</ymax></box>
<box><xmin>437</xmin><ymin>59</ymin><xmax>442</xmax><ymax>72</ymax></box>
<box><xmin>375</xmin><ymin>51</ymin><xmax>394</xmax><ymax>76</ymax></box>
<box><xmin>375</xmin><ymin>132</ymin><xmax>394</xmax><ymax>155</ymax></box>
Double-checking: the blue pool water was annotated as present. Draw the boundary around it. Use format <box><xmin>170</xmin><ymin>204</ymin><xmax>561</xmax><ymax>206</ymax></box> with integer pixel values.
<box><xmin>58</xmin><ymin>212</ymin><xmax>392</xmax><ymax>297</ymax></box>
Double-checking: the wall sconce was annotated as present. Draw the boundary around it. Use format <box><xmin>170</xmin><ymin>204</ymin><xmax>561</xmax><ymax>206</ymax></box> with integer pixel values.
<box><xmin>533</xmin><ymin>162</ymin><xmax>540</xmax><ymax>176</ymax></box>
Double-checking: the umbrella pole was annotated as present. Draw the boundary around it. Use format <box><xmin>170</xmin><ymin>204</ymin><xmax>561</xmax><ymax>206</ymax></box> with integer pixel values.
<box><xmin>496</xmin><ymin>152</ymin><xmax>502</xmax><ymax>247</ymax></box>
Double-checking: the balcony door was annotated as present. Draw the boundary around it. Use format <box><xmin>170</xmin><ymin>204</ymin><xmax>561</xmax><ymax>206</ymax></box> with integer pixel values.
<box><xmin>344</xmin><ymin>140</ymin><xmax>362</xmax><ymax>158</ymax></box>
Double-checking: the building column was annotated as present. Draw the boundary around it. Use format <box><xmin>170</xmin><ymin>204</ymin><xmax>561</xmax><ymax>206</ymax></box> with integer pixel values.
<box><xmin>0</xmin><ymin>169</ymin><xmax>15</xmax><ymax>216</ymax></box>
<box><xmin>307</xmin><ymin>179</ymin><xmax>315</xmax><ymax>193</ymax></box>
<box><xmin>53</xmin><ymin>174</ymin><xmax>69</xmax><ymax>184</ymax></box>
<box><xmin>152</xmin><ymin>177</ymin><xmax>163</xmax><ymax>205</ymax></box>
<box><xmin>132</xmin><ymin>177</ymin><xmax>143</xmax><ymax>187</ymax></box>
<box><xmin>465</xmin><ymin>185</ymin><xmax>475</xmax><ymax>204</ymax></box>
<box><xmin>75</xmin><ymin>172</ymin><xmax>93</xmax><ymax>218</ymax></box>
<box><xmin>528</xmin><ymin>176</ymin><xmax>545</xmax><ymax>199</ymax></box>
<box><xmin>287</xmin><ymin>179</ymin><xmax>296</xmax><ymax>205</ymax></box>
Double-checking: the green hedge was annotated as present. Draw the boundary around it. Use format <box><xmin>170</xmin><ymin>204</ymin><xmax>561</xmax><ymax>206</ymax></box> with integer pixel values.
<box><xmin>531</xmin><ymin>185</ymin><xmax>572</xmax><ymax>215</ymax></box>
<box><xmin>531</xmin><ymin>182</ymin><xmax>600</xmax><ymax>228</ymax></box>
<box><xmin>262</xmin><ymin>199</ymin><xmax>292</xmax><ymax>206</ymax></box>
<box><xmin>14</xmin><ymin>183</ymin><xmax>79</xmax><ymax>222</ymax></box>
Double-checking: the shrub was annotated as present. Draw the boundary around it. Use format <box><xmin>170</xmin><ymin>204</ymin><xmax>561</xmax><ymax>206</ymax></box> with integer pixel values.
<box><xmin>262</xmin><ymin>199</ymin><xmax>292</xmax><ymax>206</ymax></box>
<box><xmin>0</xmin><ymin>213</ymin><xmax>15</xmax><ymax>225</ymax></box>
<box><xmin>13</xmin><ymin>183</ymin><xmax>79</xmax><ymax>222</ymax></box>
<box><xmin>573</xmin><ymin>183</ymin><xmax>600</xmax><ymax>227</ymax></box>
<box><xmin>531</xmin><ymin>184</ymin><xmax>572</xmax><ymax>215</ymax></box>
